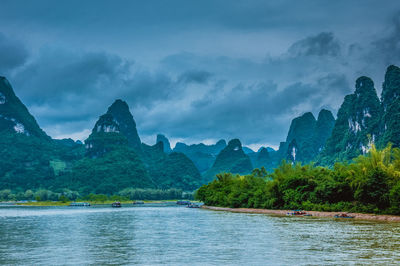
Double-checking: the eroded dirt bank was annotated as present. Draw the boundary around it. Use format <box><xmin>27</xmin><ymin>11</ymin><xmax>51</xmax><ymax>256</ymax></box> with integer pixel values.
<box><xmin>202</xmin><ymin>205</ymin><xmax>400</xmax><ymax>222</ymax></box>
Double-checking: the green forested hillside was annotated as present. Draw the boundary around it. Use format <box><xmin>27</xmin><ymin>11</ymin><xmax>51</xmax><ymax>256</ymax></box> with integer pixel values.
<box><xmin>2</xmin><ymin>65</ymin><xmax>400</xmax><ymax>200</ymax></box>
<box><xmin>0</xmin><ymin>80</ymin><xmax>202</xmax><ymax>195</ymax></box>
<box><xmin>54</xmin><ymin>147</ymin><xmax>153</xmax><ymax>195</ymax></box>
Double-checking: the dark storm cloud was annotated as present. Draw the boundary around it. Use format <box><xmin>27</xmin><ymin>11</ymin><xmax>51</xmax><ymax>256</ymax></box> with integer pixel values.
<box><xmin>0</xmin><ymin>33</ymin><xmax>29</xmax><ymax>74</ymax></box>
<box><xmin>370</xmin><ymin>12</ymin><xmax>400</xmax><ymax>67</ymax></box>
<box><xmin>1</xmin><ymin>1</ymin><xmax>400</xmax><ymax>147</ymax></box>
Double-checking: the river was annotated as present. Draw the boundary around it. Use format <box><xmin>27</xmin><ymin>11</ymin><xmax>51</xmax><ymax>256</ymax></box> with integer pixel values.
<box><xmin>0</xmin><ymin>204</ymin><xmax>399</xmax><ymax>265</ymax></box>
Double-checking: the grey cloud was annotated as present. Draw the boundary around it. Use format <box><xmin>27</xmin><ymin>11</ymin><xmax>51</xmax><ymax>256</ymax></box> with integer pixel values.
<box><xmin>371</xmin><ymin>13</ymin><xmax>400</xmax><ymax>66</ymax></box>
<box><xmin>1</xmin><ymin>1</ymin><xmax>400</xmax><ymax>147</ymax></box>
<box><xmin>14</xmin><ymin>50</ymin><xmax>131</xmax><ymax>104</ymax></box>
<box><xmin>11</xmin><ymin>49</ymin><xmax>181</xmax><ymax>135</ymax></box>
<box><xmin>139</xmin><ymin>79</ymin><xmax>344</xmax><ymax>145</ymax></box>
<box><xmin>288</xmin><ymin>32</ymin><xmax>341</xmax><ymax>57</ymax></box>
<box><xmin>0</xmin><ymin>33</ymin><xmax>29</xmax><ymax>74</ymax></box>
<box><xmin>178</xmin><ymin>70</ymin><xmax>213</xmax><ymax>84</ymax></box>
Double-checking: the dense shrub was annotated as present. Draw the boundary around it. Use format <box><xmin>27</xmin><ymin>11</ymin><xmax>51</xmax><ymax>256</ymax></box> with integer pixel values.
<box><xmin>196</xmin><ymin>144</ymin><xmax>400</xmax><ymax>215</ymax></box>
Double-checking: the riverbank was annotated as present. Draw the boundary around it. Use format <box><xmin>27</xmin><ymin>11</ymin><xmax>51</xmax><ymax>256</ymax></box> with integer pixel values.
<box><xmin>202</xmin><ymin>205</ymin><xmax>400</xmax><ymax>222</ymax></box>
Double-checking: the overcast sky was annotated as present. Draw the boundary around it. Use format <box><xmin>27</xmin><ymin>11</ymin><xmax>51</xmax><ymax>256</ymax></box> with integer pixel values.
<box><xmin>1</xmin><ymin>0</ymin><xmax>400</xmax><ymax>150</ymax></box>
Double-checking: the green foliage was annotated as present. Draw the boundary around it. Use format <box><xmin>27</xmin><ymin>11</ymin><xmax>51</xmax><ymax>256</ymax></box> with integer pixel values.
<box><xmin>0</xmin><ymin>132</ymin><xmax>84</xmax><ymax>190</ymax></box>
<box><xmin>50</xmin><ymin>160</ymin><xmax>67</xmax><ymax>175</ymax></box>
<box><xmin>56</xmin><ymin>147</ymin><xmax>154</xmax><ymax>195</ymax></box>
<box><xmin>196</xmin><ymin>143</ymin><xmax>400</xmax><ymax>215</ymax></box>
<box><xmin>0</xmin><ymin>188</ymin><xmax>81</xmax><ymax>202</ymax></box>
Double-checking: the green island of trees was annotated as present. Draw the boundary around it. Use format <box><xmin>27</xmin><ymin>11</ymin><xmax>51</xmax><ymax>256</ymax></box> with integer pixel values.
<box><xmin>195</xmin><ymin>144</ymin><xmax>400</xmax><ymax>215</ymax></box>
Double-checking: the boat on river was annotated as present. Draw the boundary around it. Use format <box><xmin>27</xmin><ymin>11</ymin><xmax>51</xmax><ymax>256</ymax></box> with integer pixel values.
<box><xmin>287</xmin><ymin>210</ymin><xmax>312</xmax><ymax>216</ymax></box>
<box><xmin>187</xmin><ymin>203</ymin><xmax>200</xmax><ymax>208</ymax></box>
<box><xmin>334</xmin><ymin>213</ymin><xmax>355</xmax><ymax>218</ymax></box>
<box><xmin>176</xmin><ymin>200</ymin><xmax>191</xmax><ymax>205</ymax></box>
<box><xmin>112</xmin><ymin>202</ymin><xmax>121</xmax><ymax>208</ymax></box>
<box><xmin>69</xmin><ymin>202</ymin><xmax>90</xmax><ymax>207</ymax></box>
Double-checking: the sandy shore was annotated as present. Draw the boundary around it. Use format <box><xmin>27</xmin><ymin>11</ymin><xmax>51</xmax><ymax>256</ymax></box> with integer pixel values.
<box><xmin>202</xmin><ymin>205</ymin><xmax>400</xmax><ymax>222</ymax></box>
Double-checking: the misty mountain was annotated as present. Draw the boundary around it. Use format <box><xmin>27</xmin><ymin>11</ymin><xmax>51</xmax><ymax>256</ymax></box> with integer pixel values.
<box><xmin>156</xmin><ymin>134</ymin><xmax>172</xmax><ymax>153</ymax></box>
<box><xmin>275</xmin><ymin>109</ymin><xmax>335</xmax><ymax>165</ymax></box>
<box><xmin>173</xmin><ymin>139</ymin><xmax>227</xmax><ymax>173</ymax></box>
<box><xmin>203</xmin><ymin>139</ymin><xmax>253</xmax><ymax>182</ymax></box>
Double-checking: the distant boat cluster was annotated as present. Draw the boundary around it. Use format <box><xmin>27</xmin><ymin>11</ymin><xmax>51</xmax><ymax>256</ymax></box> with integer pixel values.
<box><xmin>68</xmin><ymin>200</ymin><xmax>202</xmax><ymax>208</ymax></box>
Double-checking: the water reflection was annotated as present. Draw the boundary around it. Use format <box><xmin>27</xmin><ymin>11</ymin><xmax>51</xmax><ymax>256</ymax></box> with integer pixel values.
<box><xmin>0</xmin><ymin>205</ymin><xmax>399</xmax><ymax>265</ymax></box>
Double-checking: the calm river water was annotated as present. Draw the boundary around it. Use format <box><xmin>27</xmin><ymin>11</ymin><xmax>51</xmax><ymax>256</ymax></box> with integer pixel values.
<box><xmin>0</xmin><ymin>204</ymin><xmax>400</xmax><ymax>265</ymax></box>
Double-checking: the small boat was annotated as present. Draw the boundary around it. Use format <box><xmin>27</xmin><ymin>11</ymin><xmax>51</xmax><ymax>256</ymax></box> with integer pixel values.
<box><xmin>69</xmin><ymin>202</ymin><xmax>90</xmax><ymax>207</ymax></box>
<box><xmin>133</xmin><ymin>201</ymin><xmax>144</xmax><ymax>205</ymax></box>
<box><xmin>334</xmin><ymin>213</ymin><xmax>355</xmax><ymax>219</ymax></box>
<box><xmin>287</xmin><ymin>210</ymin><xmax>312</xmax><ymax>216</ymax></box>
<box><xmin>176</xmin><ymin>200</ymin><xmax>191</xmax><ymax>205</ymax></box>
<box><xmin>187</xmin><ymin>203</ymin><xmax>200</xmax><ymax>208</ymax></box>
<box><xmin>112</xmin><ymin>202</ymin><xmax>121</xmax><ymax>208</ymax></box>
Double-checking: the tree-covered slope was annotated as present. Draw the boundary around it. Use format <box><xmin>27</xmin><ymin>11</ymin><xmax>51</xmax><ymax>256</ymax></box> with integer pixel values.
<box><xmin>203</xmin><ymin>139</ymin><xmax>253</xmax><ymax>182</ymax></box>
<box><xmin>54</xmin><ymin>147</ymin><xmax>153</xmax><ymax>195</ymax></box>
<box><xmin>141</xmin><ymin>142</ymin><xmax>202</xmax><ymax>191</ymax></box>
